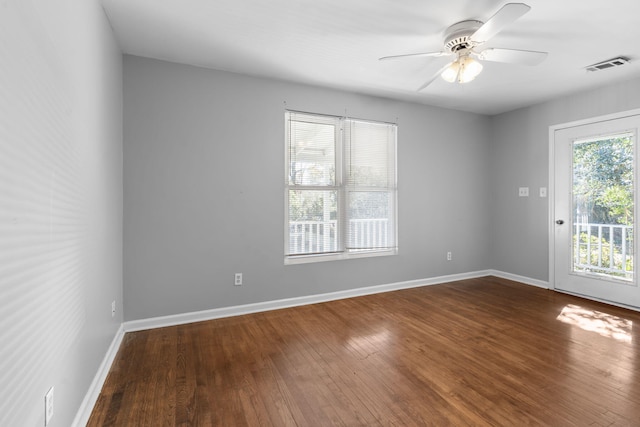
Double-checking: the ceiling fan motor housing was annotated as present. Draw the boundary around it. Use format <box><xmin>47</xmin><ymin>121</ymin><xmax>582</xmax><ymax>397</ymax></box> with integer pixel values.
<box><xmin>443</xmin><ymin>20</ymin><xmax>483</xmax><ymax>52</ymax></box>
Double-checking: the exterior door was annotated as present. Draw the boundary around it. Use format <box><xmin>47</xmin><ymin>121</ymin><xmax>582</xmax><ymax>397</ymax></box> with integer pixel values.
<box><xmin>553</xmin><ymin>114</ymin><xmax>640</xmax><ymax>307</ymax></box>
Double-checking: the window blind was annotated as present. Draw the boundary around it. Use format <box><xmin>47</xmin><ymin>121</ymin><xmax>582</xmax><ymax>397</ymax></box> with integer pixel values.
<box><xmin>344</xmin><ymin>119</ymin><xmax>397</xmax><ymax>251</ymax></box>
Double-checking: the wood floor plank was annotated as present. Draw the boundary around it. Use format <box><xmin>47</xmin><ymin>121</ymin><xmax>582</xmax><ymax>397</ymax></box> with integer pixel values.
<box><xmin>88</xmin><ymin>277</ymin><xmax>640</xmax><ymax>426</ymax></box>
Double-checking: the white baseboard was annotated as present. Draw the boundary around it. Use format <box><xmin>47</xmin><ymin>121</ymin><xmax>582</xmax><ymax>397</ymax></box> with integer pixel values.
<box><xmin>489</xmin><ymin>270</ymin><xmax>549</xmax><ymax>289</ymax></box>
<box><xmin>124</xmin><ymin>270</ymin><xmax>497</xmax><ymax>332</ymax></box>
<box><xmin>72</xmin><ymin>324</ymin><xmax>125</xmax><ymax>427</ymax></box>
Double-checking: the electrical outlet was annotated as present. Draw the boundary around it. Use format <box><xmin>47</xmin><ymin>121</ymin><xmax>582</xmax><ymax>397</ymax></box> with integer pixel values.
<box><xmin>539</xmin><ymin>187</ymin><xmax>547</xmax><ymax>198</ymax></box>
<box><xmin>234</xmin><ymin>273</ymin><xmax>242</xmax><ymax>286</ymax></box>
<box><xmin>111</xmin><ymin>300</ymin><xmax>116</xmax><ymax>317</ymax></box>
<box><xmin>447</xmin><ymin>251</ymin><xmax>452</xmax><ymax>261</ymax></box>
<box><xmin>45</xmin><ymin>386</ymin><xmax>54</xmax><ymax>426</ymax></box>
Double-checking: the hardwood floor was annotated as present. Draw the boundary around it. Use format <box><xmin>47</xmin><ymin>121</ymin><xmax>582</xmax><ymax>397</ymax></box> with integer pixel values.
<box><xmin>88</xmin><ymin>277</ymin><xmax>640</xmax><ymax>426</ymax></box>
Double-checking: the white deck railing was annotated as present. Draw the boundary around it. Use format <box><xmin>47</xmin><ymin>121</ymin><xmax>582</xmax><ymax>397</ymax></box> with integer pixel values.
<box><xmin>574</xmin><ymin>222</ymin><xmax>634</xmax><ymax>279</ymax></box>
<box><xmin>289</xmin><ymin>220</ymin><xmax>337</xmax><ymax>254</ymax></box>
<box><xmin>289</xmin><ymin>218</ymin><xmax>389</xmax><ymax>254</ymax></box>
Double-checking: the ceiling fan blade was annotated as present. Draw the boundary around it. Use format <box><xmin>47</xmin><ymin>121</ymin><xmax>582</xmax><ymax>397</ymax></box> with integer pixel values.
<box><xmin>477</xmin><ymin>48</ymin><xmax>547</xmax><ymax>65</ymax></box>
<box><xmin>470</xmin><ymin>3</ymin><xmax>531</xmax><ymax>43</ymax></box>
<box><xmin>417</xmin><ymin>63</ymin><xmax>453</xmax><ymax>91</ymax></box>
<box><xmin>379</xmin><ymin>51</ymin><xmax>450</xmax><ymax>61</ymax></box>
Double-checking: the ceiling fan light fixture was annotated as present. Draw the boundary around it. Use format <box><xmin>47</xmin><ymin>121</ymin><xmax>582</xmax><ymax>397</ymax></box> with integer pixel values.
<box><xmin>458</xmin><ymin>56</ymin><xmax>483</xmax><ymax>83</ymax></box>
<box><xmin>441</xmin><ymin>62</ymin><xmax>460</xmax><ymax>83</ymax></box>
<box><xmin>441</xmin><ymin>54</ymin><xmax>483</xmax><ymax>84</ymax></box>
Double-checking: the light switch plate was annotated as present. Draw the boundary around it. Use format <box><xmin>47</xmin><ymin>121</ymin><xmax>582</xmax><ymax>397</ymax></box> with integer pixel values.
<box><xmin>518</xmin><ymin>187</ymin><xmax>529</xmax><ymax>197</ymax></box>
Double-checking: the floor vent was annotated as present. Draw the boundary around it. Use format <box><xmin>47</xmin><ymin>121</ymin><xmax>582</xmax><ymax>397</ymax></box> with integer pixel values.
<box><xmin>585</xmin><ymin>57</ymin><xmax>630</xmax><ymax>72</ymax></box>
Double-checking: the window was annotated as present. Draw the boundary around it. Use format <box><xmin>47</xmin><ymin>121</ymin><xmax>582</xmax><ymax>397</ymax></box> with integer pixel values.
<box><xmin>285</xmin><ymin>111</ymin><xmax>397</xmax><ymax>263</ymax></box>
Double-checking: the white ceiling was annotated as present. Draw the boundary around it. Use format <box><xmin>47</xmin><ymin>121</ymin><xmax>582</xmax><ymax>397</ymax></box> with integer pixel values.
<box><xmin>101</xmin><ymin>0</ymin><xmax>640</xmax><ymax>115</ymax></box>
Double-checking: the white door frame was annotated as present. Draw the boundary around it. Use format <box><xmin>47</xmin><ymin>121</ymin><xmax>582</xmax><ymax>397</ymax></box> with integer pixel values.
<box><xmin>548</xmin><ymin>107</ymin><xmax>640</xmax><ymax>296</ymax></box>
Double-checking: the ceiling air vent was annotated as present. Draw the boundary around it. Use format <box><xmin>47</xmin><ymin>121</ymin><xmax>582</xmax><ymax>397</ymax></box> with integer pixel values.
<box><xmin>585</xmin><ymin>57</ymin><xmax>630</xmax><ymax>72</ymax></box>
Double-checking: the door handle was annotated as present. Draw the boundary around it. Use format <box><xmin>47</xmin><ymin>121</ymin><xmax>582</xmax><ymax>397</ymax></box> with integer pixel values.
<box><xmin>556</xmin><ymin>220</ymin><xmax>564</xmax><ymax>225</ymax></box>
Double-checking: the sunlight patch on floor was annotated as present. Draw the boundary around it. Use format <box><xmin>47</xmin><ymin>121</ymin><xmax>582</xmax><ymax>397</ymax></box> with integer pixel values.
<box><xmin>557</xmin><ymin>304</ymin><xmax>632</xmax><ymax>343</ymax></box>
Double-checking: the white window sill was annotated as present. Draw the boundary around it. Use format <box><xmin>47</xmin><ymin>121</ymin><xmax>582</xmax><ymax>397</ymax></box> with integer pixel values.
<box><xmin>284</xmin><ymin>248</ymin><xmax>398</xmax><ymax>265</ymax></box>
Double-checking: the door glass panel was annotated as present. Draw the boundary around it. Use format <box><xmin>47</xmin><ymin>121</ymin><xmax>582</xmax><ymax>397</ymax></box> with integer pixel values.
<box><xmin>572</xmin><ymin>132</ymin><xmax>634</xmax><ymax>282</ymax></box>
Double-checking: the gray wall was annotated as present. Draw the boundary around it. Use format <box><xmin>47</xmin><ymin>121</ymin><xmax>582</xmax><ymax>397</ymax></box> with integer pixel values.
<box><xmin>489</xmin><ymin>77</ymin><xmax>640</xmax><ymax>282</ymax></box>
<box><xmin>0</xmin><ymin>1</ymin><xmax>123</xmax><ymax>426</ymax></box>
<box><xmin>123</xmin><ymin>55</ymin><xmax>492</xmax><ymax>321</ymax></box>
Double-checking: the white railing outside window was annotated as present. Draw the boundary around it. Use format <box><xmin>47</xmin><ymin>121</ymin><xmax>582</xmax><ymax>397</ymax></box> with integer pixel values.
<box><xmin>348</xmin><ymin>218</ymin><xmax>389</xmax><ymax>250</ymax></box>
<box><xmin>289</xmin><ymin>220</ymin><xmax>337</xmax><ymax>254</ymax></box>
<box><xmin>574</xmin><ymin>222</ymin><xmax>634</xmax><ymax>280</ymax></box>
<box><xmin>289</xmin><ymin>218</ymin><xmax>389</xmax><ymax>255</ymax></box>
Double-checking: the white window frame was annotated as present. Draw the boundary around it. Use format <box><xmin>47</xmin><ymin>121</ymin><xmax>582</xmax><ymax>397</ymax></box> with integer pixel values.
<box><xmin>284</xmin><ymin>110</ymin><xmax>398</xmax><ymax>265</ymax></box>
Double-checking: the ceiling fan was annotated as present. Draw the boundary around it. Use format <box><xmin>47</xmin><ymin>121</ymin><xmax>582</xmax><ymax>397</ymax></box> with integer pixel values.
<box><xmin>379</xmin><ymin>3</ymin><xmax>548</xmax><ymax>90</ymax></box>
